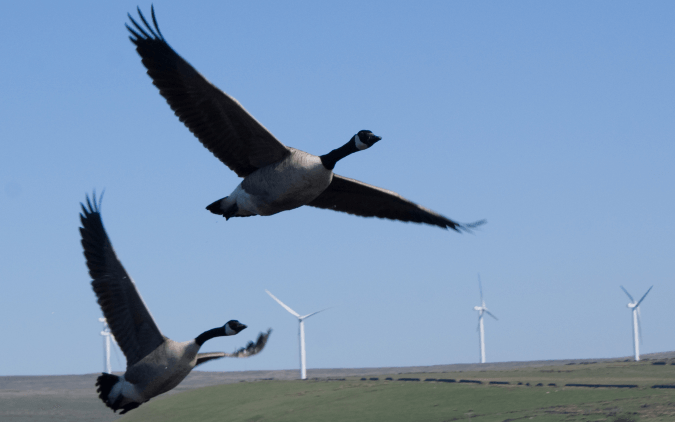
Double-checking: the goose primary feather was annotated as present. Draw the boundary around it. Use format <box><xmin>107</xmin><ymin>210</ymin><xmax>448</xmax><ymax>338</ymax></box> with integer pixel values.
<box><xmin>126</xmin><ymin>7</ymin><xmax>485</xmax><ymax>232</ymax></box>
<box><xmin>80</xmin><ymin>193</ymin><xmax>271</xmax><ymax>414</ymax></box>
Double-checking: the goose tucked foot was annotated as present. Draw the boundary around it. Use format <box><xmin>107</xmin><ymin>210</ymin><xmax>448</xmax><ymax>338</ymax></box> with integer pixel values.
<box><xmin>206</xmin><ymin>198</ymin><xmax>239</xmax><ymax>220</ymax></box>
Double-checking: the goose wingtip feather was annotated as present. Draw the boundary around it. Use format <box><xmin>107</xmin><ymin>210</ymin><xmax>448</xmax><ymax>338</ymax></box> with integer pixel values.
<box><xmin>80</xmin><ymin>190</ymin><xmax>104</xmax><ymax>216</ymax></box>
<box><xmin>453</xmin><ymin>218</ymin><xmax>487</xmax><ymax>234</ymax></box>
<box><xmin>230</xmin><ymin>328</ymin><xmax>272</xmax><ymax>358</ymax></box>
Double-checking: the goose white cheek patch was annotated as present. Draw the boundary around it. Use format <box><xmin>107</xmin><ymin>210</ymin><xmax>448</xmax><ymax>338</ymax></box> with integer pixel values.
<box><xmin>354</xmin><ymin>134</ymin><xmax>369</xmax><ymax>150</ymax></box>
<box><xmin>225</xmin><ymin>324</ymin><xmax>237</xmax><ymax>336</ymax></box>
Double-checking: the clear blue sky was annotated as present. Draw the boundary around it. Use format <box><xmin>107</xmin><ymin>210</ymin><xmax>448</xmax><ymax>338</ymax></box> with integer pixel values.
<box><xmin>1</xmin><ymin>1</ymin><xmax>673</xmax><ymax>376</ymax></box>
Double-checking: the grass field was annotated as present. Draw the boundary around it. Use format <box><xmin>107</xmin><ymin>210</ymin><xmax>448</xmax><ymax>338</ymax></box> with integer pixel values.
<box><xmin>122</xmin><ymin>360</ymin><xmax>675</xmax><ymax>421</ymax></box>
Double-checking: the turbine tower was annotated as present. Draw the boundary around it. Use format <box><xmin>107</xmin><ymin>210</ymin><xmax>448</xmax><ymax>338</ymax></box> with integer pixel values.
<box><xmin>473</xmin><ymin>275</ymin><xmax>498</xmax><ymax>364</ymax></box>
<box><xmin>99</xmin><ymin>317</ymin><xmax>114</xmax><ymax>373</ymax></box>
<box><xmin>620</xmin><ymin>285</ymin><xmax>653</xmax><ymax>361</ymax></box>
<box><xmin>265</xmin><ymin>290</ymin><xmax>328</xmax><ymax>380</ymax></box>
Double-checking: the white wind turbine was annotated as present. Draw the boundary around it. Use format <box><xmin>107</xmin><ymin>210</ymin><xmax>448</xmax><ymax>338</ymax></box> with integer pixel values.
<box><xmin>99</xmin><ymin>317</ymin><xmax>116</xmax><ymax>373</ymax></box>
<box><xmin>620</xmin><ymin>285</ymin><xmax>653</xmax><ymax>361</ymax></box>
<box><xmin>265</xmin><ymin>290</ymin><xmax>329</xmax><ymax>380</ymax></box>
<box><xmin>473</xmin><ymin>275</ymin><xmax>498</xmax><ymax>364</ymax></box>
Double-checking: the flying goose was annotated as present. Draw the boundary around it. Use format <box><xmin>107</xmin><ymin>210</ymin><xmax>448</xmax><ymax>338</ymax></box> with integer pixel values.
<box><xmin>80</xmin><ymin>194</ymin><xmax>271</xmax><ymax>414</ymax></box>
<box><xmin>126</xmin><ymin>7</ymin><xmax>485</xmax><ymax>232</ymax></box>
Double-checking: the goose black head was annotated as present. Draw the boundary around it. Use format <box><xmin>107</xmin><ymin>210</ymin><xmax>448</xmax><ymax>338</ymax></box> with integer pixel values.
<box><xmin>320</xmin><ymin>130</ymin><xmax>383</xmax><ymax>170</ymax></box>
<box><xmin>224</xmin><ymin>320</ymin><xmax>247</xmax><ymax>336</ymax></box>
<box><xmin>354</xmin><ymin>130</ymin><xmax>382</xmax><ymax>150</ymax></box>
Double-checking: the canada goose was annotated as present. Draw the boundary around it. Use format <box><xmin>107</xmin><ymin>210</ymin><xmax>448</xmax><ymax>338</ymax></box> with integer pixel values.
<box><xmin>80</xmin><ymin>194</ymin><xmax>271</xmax><ymax>414</ymax></box>
<box><xmin>127</xmin><ymin>7</ymin><xmax>485</xmax><ymax>232</ymax></box>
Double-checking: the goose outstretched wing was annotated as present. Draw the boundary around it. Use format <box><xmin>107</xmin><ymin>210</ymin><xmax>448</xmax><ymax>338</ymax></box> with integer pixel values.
<box><xmin>307</xmin><ymin>175</ymin><xmax>486</xmax><ymax>232</ymax></box>
<box><xmin>126</xmin><ymin>7</ymin><xmax>290</xmax><ymax>177</ymax></box>
<box><xmin>80</xmin><ymin>194</ymin><xmax>165</xmax><ymax>367</ymax></box>
<box><xmin>195</xmin><ymin>329</ymin><xmax>272</xmax><ymax>367</ymax></box>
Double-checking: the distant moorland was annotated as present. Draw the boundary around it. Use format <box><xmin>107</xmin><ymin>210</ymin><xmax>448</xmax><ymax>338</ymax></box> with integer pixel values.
<box><xmin>2</xmin><ymin>352</ymin><xmax>675</xmax><ymax>422</ymax></box>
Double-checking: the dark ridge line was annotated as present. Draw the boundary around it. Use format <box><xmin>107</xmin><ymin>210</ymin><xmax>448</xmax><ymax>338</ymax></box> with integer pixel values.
<box><xmin>565</xmin><ymin>383</ymin><xmax>638</xmax><ymax>388</ymax></box>
<box><xmin>307</xmin><ymin>379</ymin><xmax>671</xmax><ymax>389</ymax></box>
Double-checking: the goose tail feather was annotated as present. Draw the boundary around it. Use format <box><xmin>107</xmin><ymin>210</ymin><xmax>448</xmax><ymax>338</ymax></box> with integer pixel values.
<box><xmin>95</xmin><ymin>373</ymin><xmax>120</xmax><ymax>411</ymax></box>
<box><xmin>206</xmin><ymin>197</ymin><xmax>239</xmax><ymax>220</ymax></box>
<box><xmin>95</xmin><ymin>373</ymin><xmax>144</xmax><ymax>414</ymax></box>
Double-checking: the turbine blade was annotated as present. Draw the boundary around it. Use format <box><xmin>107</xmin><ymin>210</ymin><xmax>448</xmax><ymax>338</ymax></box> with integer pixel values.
<box><xmin>635</xmin><ymin>285</ymin><xmax>653</xmax><ymax>308</ymax></box>
<box><xmin>478</xmin><ymin>274</ymin><xmax>483</xmax><ymax>303</ymax></box>
<box><xmin>485</xmin><ymin>310</ymin><xmax>499</xmax><ymax>321</ymax></box>
<box><xmin>620</xmin><ymin>285</ymin><xmax>635</xmax><ymax>302</ymax></box>
<box><xmin>301</xmin><ymin>307</ymin><xmax>331</xmax><ymax>320</ymax></box>
<box><xmin>265</xmin><ymin>290</ymin><xmax>300</xmax><ymax>318</ymax></box>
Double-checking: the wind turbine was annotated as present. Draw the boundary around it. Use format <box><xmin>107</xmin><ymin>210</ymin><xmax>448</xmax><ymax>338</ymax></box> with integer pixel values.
<box><xmin>99</xmin><ymin>317</ymin><xmax>115</xmax><ymax>373</ymax></box>
<box><xmin>265</xmin><ymin>290</ymin><xmax>328</xmax><ymax>380</ymax></box>
<box><xmin>620</xmin><ymin>285</ymin><xmax>653</xmax><ymax>361</ymax></box>
<box><xmin>473</xmin><ymin>275</ymin><xmax>498</xmax><ymax>364</ymax></box>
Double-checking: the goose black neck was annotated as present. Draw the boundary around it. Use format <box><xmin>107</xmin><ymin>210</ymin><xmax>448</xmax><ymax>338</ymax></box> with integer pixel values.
<box><xmin>195</xmin><ymin>327</ymin><xmax>226</xmax><ymax>346</ymax></box>
<box><xmin>320</xmin><ymin>139</ymin><xmax>358</xmax><ymax>170</ymax></box>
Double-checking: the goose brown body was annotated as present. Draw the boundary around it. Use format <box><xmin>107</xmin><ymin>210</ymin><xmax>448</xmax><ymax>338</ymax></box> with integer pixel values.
<box><xmin>218</xmin><ymin>148</ymin><xmax>333</xmax><ymax>217</ymax></box>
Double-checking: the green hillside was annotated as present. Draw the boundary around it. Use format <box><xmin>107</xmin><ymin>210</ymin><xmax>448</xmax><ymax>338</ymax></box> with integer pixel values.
<box><xmin>123</xmin><ymin>360</ymin><xmax>675</xmax><ymax>421</ymax></box>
